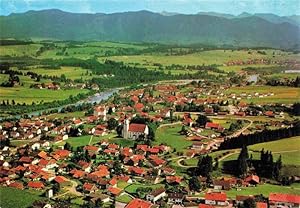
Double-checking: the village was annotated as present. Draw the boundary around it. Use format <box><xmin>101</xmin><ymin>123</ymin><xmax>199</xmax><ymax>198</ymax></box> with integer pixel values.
<box><xmin>0</xmin><ymin>80</ymin><xmax>299</xmax><ymax>208</ymax></box>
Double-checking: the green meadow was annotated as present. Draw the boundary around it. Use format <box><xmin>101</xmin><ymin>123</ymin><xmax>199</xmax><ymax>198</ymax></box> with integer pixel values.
<box><xmin>155</xmin><ymin>124</ymin><xmax>192</xmax><ymax>152</ymax></box>
<box><xmin>0</xmin><ymin>186</ymin><xmax>43</xmax><ymax>208</ymax></box>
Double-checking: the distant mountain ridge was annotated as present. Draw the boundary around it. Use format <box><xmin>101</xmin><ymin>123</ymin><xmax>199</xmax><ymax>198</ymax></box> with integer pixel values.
<box><xmin>0</xmin><ymin>9</ymin><xmax>299</xmax><ymax>49</ymax></box>
<box><xmin>197</xmin><ymin>11</ymin><xmax>300</xmax><ymax>26</ymax></box>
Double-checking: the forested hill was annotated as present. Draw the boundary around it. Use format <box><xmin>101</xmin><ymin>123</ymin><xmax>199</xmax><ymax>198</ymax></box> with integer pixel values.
<box><xmin>0</xmin><ymin>9</ymin><xmax>299</xmax><ymax>49</ymax></box>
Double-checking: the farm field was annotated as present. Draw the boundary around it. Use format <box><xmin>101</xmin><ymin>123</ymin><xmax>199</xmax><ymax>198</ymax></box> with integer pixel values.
<box><xmin>225</xmin><ymin>183</ymin><xmax>300</xmax><ymax>198</ymax></box>
<box><xmin>23</xmin><ymin>66</ymin><xmax>98</xmax><ymax>81</ymax></box>
<box><xmin>102</xmin><ymin>49</ymin><xmax>297</xmax><ymax>68</ymax></box>
<box><xmin>220</xmin><ymin>137</ymin><xmax>300</xmax><ymax>166</ymax></box>
<box><xmin>46</xmin><ymin>111</ymin><xmax>85</xmax><ymax>119</ymax></box>
<box><xmin>226</xmin><ymin>85</ymin><xmax>300</xmax><ymax>104</ymax></box>
<box><xmin>0</xmin><ymin>86</ymin><xmax>89</xmax><ymax>104</ymax></box>
<box><xmin>0</xmin><ymin>187</ymin><xmax>43</xmax><ymax>208</ymax></box>
<box><xmin>155</xmin><ymin>124</ymin><xmax>192</xmax><ymax>152</ymax></box>
<box><xmin>0</xmin><ymin>44</ymin><xmax>42</xmax><ymax>57</ymax></box>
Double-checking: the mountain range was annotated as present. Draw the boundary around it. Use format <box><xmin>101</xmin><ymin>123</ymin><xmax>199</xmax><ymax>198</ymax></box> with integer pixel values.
<box><xmin>0</xmin><ymin>9</ymin><xmax>299</xmax><ymax>49</ymax></box>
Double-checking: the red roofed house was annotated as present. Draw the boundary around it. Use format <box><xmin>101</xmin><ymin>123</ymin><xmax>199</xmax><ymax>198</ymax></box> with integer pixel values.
<box><xmin>269</xmin><ymin>193</ymin><xmax>300</xmax><ymax>208</ymax></box>
<box><xmin>53</xmin><ymin>149</ymin><xmax>71</xmax><ymax>160</ymax></box>
<box><xmin>126</xmin><ymin>198</ymin><xmax>153</xmax><ymax>208</ymax></box>
<box><xmin>107</xmin><ymin>186</ymin><xmax>122</xmax><ymax>196</ymax></box>
<box><xmin>205</xmin><ymin>122</ymin><xmax>224</xmax><ymax>132</ymax></box>
<box><xmin>256</xmin><ymin>202</ymin><xmax>268</xmax><ymax>208</ymax></box>
<box><xmin>199</xmin><ymin>204</ymin><xmax>214</xmax><ymax>208</ymax></box>
<box><xmin>54</xmin><ymin>176</ymin><xmax>68</xmax><ymax>185</ymax></box>
<box><xmin>28</xmin><ymin>181</ymin><xmax>44</xmax><ymax>189</ymax></box>
<box><xmin>9</xmin><ymin>182</ymin><xmax>24</xmax><ymax>190</ymax></box>
<box><xmin>83</xmin><ymin>182</ymin><xmax>98</xmax><ymax>194</ymax></box>
<box><xmin>205</xmin><ymin>192</ymin><xmax>228</xmax><ymax>206</ymax></box>
<box><xmin>122</xmin><ymin>119</ymin><xmax>149</xmax><ymax>140</ymax></box>
<box><xmin>94</xmin><ymin>106</ymin><xmax>107</xmax><ymax>121</ymax></box>
<box><xmin>245</xmin><ymin>175</ymin><xmax>260</xmax><ymax>185</ymax></box>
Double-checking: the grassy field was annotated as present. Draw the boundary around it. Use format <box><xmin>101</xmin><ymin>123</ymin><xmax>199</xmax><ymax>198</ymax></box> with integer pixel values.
<box><xmin>102</xmin><ymin>49</ymin><xmax>296</xmax><ymax>67</ymax></box>
<box><xmin>0</xmin><ymin>44</ymin><xmax>42</xmax><ymax>57</ymax></box>
<box><xmin>46</xmin><ymin>111</ymin><xmax>85</xmax><ymax>119</ymax></box>
<box><xmin>219</xmin><ymin>137</ymin><xmax>300</xmax><ymax>166</ymax></box>
<box><xmin>116</xmin><ymin>194</ymin><xmax>133</xmax><ymax>203</ymax></box>
<box><xmin>155</xmin><ymin>124</ymin><xmax>192</xmax><ymax>152</ymax></box>
<box><xmin>226</xmin><ymin>85</ymin><xmax>300</xmax><ymax>104</ymax></box>
<box><xmin>249</xmin><ymin>136</ymin><xmax>300</xmax><ymax>153</ymax></box>
<box><xmin>125</xmin><ymin>183</ymin><xmax>164</xmax><ymax>194</ymax></box>
<box><xmin>24</xmin><ymin>66</ymin><xmax>97</xmax><ymax>80</ymax></box>
<box><xmin>0</xmin><ymin>186</ymin><xmax>43</xmax><ymax>208</ymax></box>
<box><xmin>225</xmin><ymin>183</ymin><xmax>300</xmax><ymax>198</ymax></box>
<box><xmin>56</xmin><ymin>133</ymin><xmax>119</xmax><ymax>148</ymax></box>
<box><xmin>0</xmin><ymin>86</ymin><xmax>89</xmax><ymax>104</ymax></box>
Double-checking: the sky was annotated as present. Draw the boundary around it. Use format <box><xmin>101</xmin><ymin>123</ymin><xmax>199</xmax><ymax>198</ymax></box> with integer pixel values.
<box><xmin>0</xmin><ymin>0</ymin><xmax>299</xmax><ymax>16</ymax></box>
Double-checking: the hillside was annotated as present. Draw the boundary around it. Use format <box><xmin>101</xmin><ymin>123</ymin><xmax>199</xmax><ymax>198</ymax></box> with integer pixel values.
<box><xmin>0</xmin><ymin>9</ymin><xmax>299</xmax><ymax>48</ymax></box>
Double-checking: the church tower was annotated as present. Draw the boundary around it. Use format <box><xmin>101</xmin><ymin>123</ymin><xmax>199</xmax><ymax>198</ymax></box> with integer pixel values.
<box><xmin>122</xmin><ymin>119</ymin><xmax>130</xmax><ymax>139</ymax></box>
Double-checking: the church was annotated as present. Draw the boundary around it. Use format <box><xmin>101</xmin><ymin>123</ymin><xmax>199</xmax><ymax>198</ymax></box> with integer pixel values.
<box><xmin>122</xmin><ymin>119</ymin><xmax>149</xmax><ymax>140</ymax></box>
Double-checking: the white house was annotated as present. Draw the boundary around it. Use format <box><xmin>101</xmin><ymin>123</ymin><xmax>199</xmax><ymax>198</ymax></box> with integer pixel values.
<box><xmin>205</xmin><ymin>192</ymin><xmax>228</xmax><ymax>206</ymax></box>
<box><xmin>146</xmin><ymin>188</ymin><xmax>166</xmax><ymax>203</ymax></box>
<box><xmin>94</xmin><ymin>106</ymin><xmax>107</xmax><ymax>121</ymax></box>
<box><xmin>122</xmin><ymin>119</ymin><xmax>149</xmax><ymax>140</ymax></box>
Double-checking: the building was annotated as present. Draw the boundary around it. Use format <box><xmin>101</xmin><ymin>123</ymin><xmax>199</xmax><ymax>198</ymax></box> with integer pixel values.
<box><xmin>168</xmin><ymin>193</ymin><xmax>185</xmax><ymax>204</ymax></box>
<box><xmin>94</xmin><ymin>106</ymin><xmax>107</xmax><ymax>121</ymax></box>
<box><xmin>126</xmin><ymin>198</ymin><xmax>153</xmax><ymax>208</ymax></box>
<box><xmin>122</xmin><ymin>119</ymin><xmax>149</xmax><ymax>139</ymax></box>
<box><xmin>205</xmin><ymin>192</ymin><xmax>228</xmax><ymax>206</ymax></box>
<box><xmin>269</xmin><ymin>193</ymin><xmax>300</xmax><ymax>208</ymax></box>
<box><xmin>146</xmin><ymin>187</ymin><xmax>166</xmax><ymax>203</ymax></box>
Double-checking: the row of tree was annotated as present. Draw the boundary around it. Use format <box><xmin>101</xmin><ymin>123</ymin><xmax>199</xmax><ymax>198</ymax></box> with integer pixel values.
<box><xmin>219</xmin><ymin>121</ymin><xmax>300</xmax><ymax>149</ymax></box>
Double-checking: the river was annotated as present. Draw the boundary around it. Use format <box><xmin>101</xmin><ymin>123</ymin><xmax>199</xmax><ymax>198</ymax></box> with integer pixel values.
<box><xmin>1</xmin><ymin>88</ymin><xmax>121</xmax><ymax>120</ymax></box>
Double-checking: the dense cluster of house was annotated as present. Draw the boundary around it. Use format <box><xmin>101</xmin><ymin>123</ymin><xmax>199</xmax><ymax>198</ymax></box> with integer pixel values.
<box><xmin>0</xmin><ymin>82</ymin><xmax>298</xmax><ymax>207</ymax></box>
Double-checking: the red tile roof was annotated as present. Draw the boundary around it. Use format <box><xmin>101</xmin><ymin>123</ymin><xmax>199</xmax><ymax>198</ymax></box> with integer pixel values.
<box><xmin>245</xmin><ymin>175</ymin><xmax>260</xmax><ymax>184</ymax></box>
<box><xmin>19</xmin><ymin>156</ymin><xmax>32</xmax><ymax>163</ymax></box>
<box><xmin>108</xmin><ymin>186</ymin><xmax>122</xmax><ymax>195</ymax></box>
<box><xmin>38</xmin><ymin>151</ymin><xmax>48</xmax><ymax>159</ymax></box>
<box><xmin>166</xmin><ymin>176</ymin><xmax>182</xmax><ymax>184</ymax></box>
<box><xmin>134</xmin><ymin>103</ymin><xmax>144</xmax><ymax>110</ymax></box>
<box><xmin>28</xmin><ymin>181</ymin><xmax>44</xmax><ymax>189</ymax></box>
<box><xmin>84</xmin><ymin>145</ymin><xmax>99</xmax><ymax>152</ymax></box>
<box><xmin>256</xmin><ymin>202</ymin><xmax>268</xmax><ymax>208</ymax></box>
<box><xmin>205</xmin><ymin>122</ymin><xmax>221</xmax><ymax>129</ymax></box>
<box><xmin>199</xmin><ymin>204</ymin><xmax>214</xmax><ymax>208</ymax></box>
<box><xmin>128</xmin><ymin>123</ymin><xmax>147</xmax><ymax>133</ymax></box>
<box><xmin>269</xmin><ymin>193</ymin><xmax>300</xmax><ymax>204</ymax></box>
<box><xmin>83</xmin><ymin>182</ymin><xmax>95</xmax><ymax>191</ymax></box>
<box><xmin>205</xmin><ymin>192</ymin><xmax>227</xmax><ymax>201</ymax></box>
<box><xmin>54</xmin><ymin>176</ymin><xmax>67</xmax><ymax>184</ymax></box>
<box><xmin>71</xmin><ymin>169</ymin><xmax>85</xmax><ymax>178</ymax></box>
<box><xmin>9</xmin><ymin>182</ymin><xmax>24</xmax><ymax>189</ymax></box>
<box><xmin>126</xmin><ymin>198</ymin><xmax>153</xmax><ymax>208</ymax></box>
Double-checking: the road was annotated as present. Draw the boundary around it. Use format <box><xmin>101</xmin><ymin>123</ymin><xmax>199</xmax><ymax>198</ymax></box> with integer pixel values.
<box><xmin>173</xmin><ymin>112</ymin><xmax>253</xmax><ymax>138</ymax></box>
<box><xmin>53</xmin><ymin>179</ymin><xmax>82</xmax><ymax>199</ymax></box>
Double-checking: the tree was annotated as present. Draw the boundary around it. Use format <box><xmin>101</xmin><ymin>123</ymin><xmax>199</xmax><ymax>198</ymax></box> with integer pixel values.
<box><xmin>237</xmin><ymin>146</ymin><xmax>249</xmax><ymax>177</ymax></box>
<box><xmin>64</xmin><ymin>142</ymin><xmax>72</xmax><ymax>151</ymax></box>
<box><xmin>196</xmin><ymin>155</ymin><xmax>213</xmax><ymax>177</ymax></box>
<box><xmin>241</xmin><ymin>198</ymin><xmax>256</xmax><ymax>208</ymax></box>
<box><xmin>107</xmin><ymin>118</ymin><xmax>118</xmax><ymax>130</ymax></box>
<box><xmin>273</xmin><ymin>155</ymin><xmax>282</xmax><ymax>180</ymax></box>
<box><xmin>292</xmin><ymin>102</ymin><xmax>300</xmax><ymax>116</ymax></box>
<box><xmin>189</xmin><ymin>176</ymin><xmax>201</xmax><ymax>192</ymax></box>
<box><xmin>107</xmin><ymin>107</ymin><xmax>113</xmax><ymax>115</ymax></box>
<box><xmin>52</xmin><ymin>183</ymin><xmax>60</xmax><ymax>194</ymax></box>
<box><xmin>196</xmin><ymin>114</ymin><xmax>209</xmax><ymax>126</ymax></box>
<box><xmin>116</xmin><ymin>125</ymin><xmax>123</xmax><ymax>137</ymax></box>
